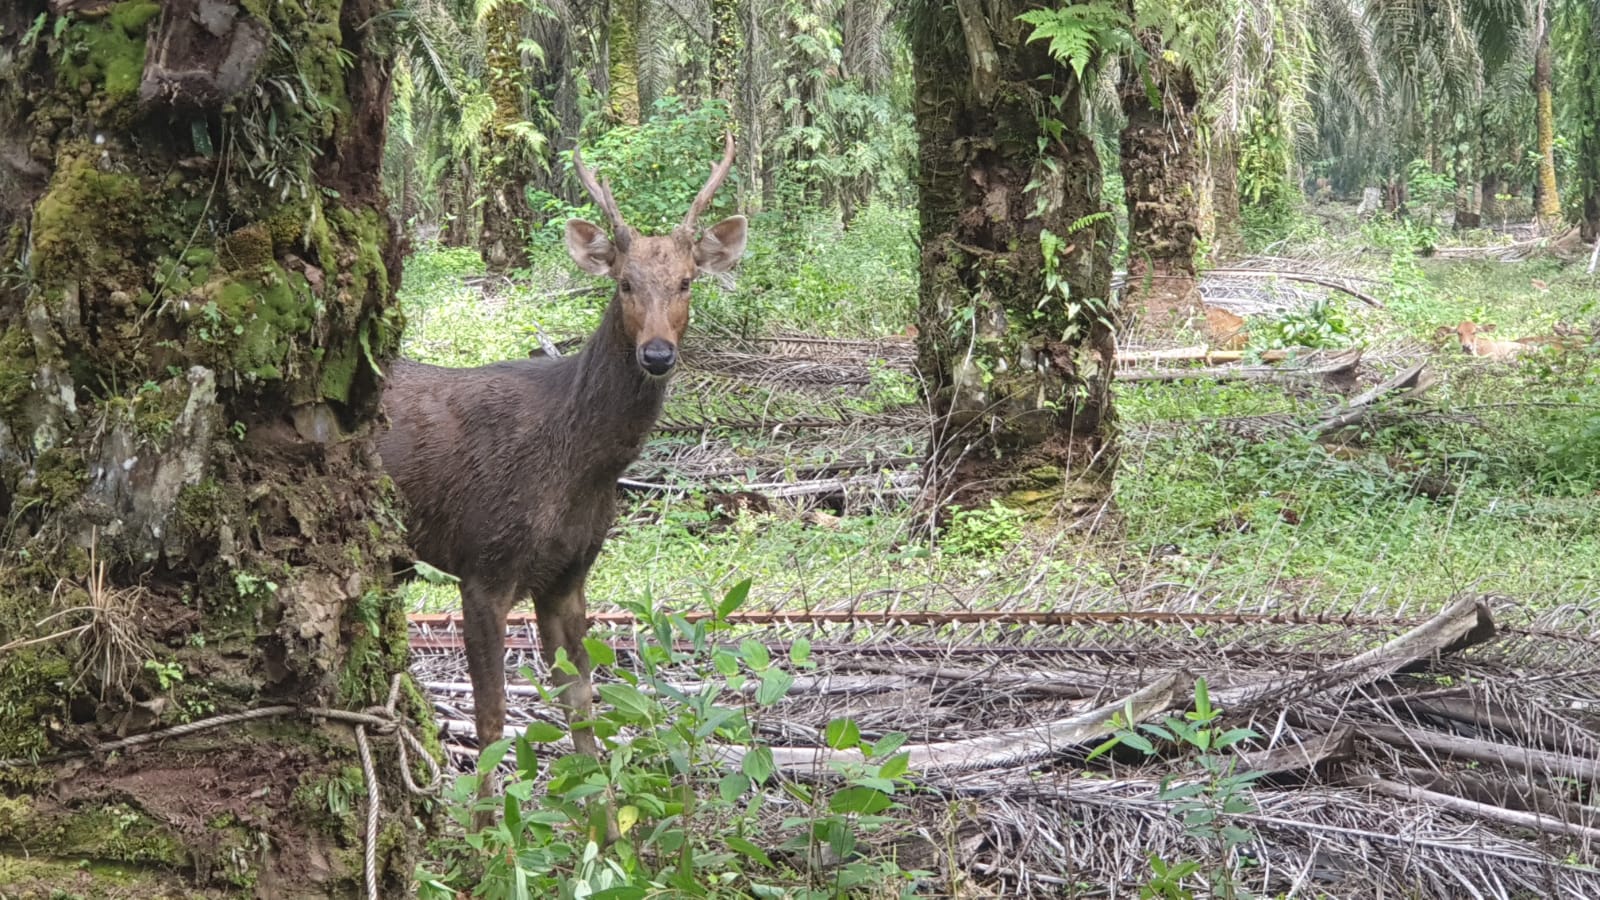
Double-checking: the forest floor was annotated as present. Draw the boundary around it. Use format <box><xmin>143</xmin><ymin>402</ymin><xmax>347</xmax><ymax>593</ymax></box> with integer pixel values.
<box><xmin>399</xmin><ymin>205</ymin><xmax>1600</xmax><ymax>896</ymax></box>
<box><xmin>396</xmin><ymin>205</ymin><xmax>1600</xmax><ymax>622</ymax></box>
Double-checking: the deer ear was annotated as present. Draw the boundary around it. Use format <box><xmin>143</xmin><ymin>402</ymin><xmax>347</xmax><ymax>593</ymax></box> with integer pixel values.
<box><xmin>1433</xmin><ymin>326</ymin><xmax>1451</xmax><ymax>340</ymax></box>
<box><xmin>565</xmin><ymin>219</ymin><xmax>614</xmax><ymax>275</ymax></box>
<box><xmin>695</xmin><ymin>215</ymin><xmax>748</xmax><ymax>274</ymax></box>
<box><xmin>1481</xmin><ymin>323</ymin><xmax>1496</xmax><ymax>332</ymax></box>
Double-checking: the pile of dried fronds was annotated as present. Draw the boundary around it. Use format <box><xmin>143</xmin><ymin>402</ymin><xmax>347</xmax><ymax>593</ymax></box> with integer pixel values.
<box><xmin>412</xmin><ymin>594</ymin><xmax>1600</xmax><ymax>897</ymax></box>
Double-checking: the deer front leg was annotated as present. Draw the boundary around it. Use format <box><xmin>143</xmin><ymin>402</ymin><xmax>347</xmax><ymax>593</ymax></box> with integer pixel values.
<box><xmin>534</xmin><ymin>573</ymin><xmax>599</xmax><ymax>759</ymax></box>
<box><xmin>536</xmin><ymin>570</ymin><xmax>620</xmax><ymax>844</ymax></box>
<box><xmin>461</xmin><ymin>576</ymin><xmax>517</xmax><ymax>828</ymax></box>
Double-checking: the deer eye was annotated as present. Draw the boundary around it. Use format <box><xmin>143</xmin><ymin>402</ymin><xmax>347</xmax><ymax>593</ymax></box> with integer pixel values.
<box><xmin>619</xmin><ymin>279</ymin><xmax>632</xmax><ymax>293</ymax></box>
<box><xmin>679</xmin><ymin>278</ymin><xmax>692</xmax><ymax>292</ymax></box>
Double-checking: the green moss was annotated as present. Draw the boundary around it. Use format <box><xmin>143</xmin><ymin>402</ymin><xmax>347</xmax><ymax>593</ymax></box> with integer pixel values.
<box><xmin>0</xmin><ymin>642</ymin><xmax>72</xmax><ymax>763</ymax></box>
<box><xmin>291</xmin><ymin>766</ymin><xmax>364</xmax><ymax>843</ymax></box>
<box><xmin>196</xmin><ymin>262</ymin><xmax>320</xmax><ymax>380</ymax></box>
<box><xmin>0</xmin><ymin>855</ymin><xmax>183</xmax><ymax>896</ymax></box>
<box><xmin>23</xmin><ymin>449</ymin><xmax>88</xmax><ymax>511</ymax></box>
<box><xmin>30</xmin><ymin>150</ymin><xmax>144</xmax><ymax>288</ymax></box>
<box><xmin>59</xmin><ymin>2</ymin><xmax>159</xmax><ymax>103</ymax></box>
<box><xmin>317</xmin><ymin>339</ymin><xmax>359</xmax><ymax>403</ymax></box>
<box><xmin>0</xmin><ymin>327</ymin><xmax>35</xmax><ymax>420</ymax></box>
<box><xmin>56</xmin><ymin>803</ymin><xmax>188</xmax><ymax>867</ymax></box>
<box><xmin>337</xmin><ymin>591</ymin><xmax>408</xmax><ymax>706</ymax></box>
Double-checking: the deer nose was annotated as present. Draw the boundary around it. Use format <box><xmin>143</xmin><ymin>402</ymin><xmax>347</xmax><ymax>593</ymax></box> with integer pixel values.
<box><xmin>639</xmin><ymin>339</ymin><xmax>677</xmax><ymax>376</ymax></box>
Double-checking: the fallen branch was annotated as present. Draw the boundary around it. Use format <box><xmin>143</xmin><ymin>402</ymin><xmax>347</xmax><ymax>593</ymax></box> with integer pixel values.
<box><xmin>1235</xmin><ymin>727</ymin><xmax>1355</xmax><ymax>777</ymax></box>
<box><xmin>1204</xmin><ymin>267</ymin><xmax>1386</xmax><ymax>308</ymax></box>
<box><xmin>710</xmin><ymin>672</ymin><xmax>1180</xmax><ymax>776</ymax></box>
<box><xmin>1311</xmin><ymin>362</ymin><xmax>1432</xmax><ymax>436</ymax></box>
<box><xmin>1351</xmin><ymin>720</ymin><xmax>1600</xmax><ymax>786</ymax></box>
<box><xmin>1349</xmin><ymin>774</ymin><xmax>1600</xmax><ymax>843</ymax></box>
<box><xmin>1213</xmin><ymin>595</ymin><xmax>1494</xmax><ymax>710</ymax></box>
<box><xmin>1119</xmin><ymin>350</ymin><xmax>1360</xmax><ymax>384</ymax></box>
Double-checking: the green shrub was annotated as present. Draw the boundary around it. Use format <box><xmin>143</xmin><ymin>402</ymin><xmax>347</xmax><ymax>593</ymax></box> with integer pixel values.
<box><xmin>415</xmin><ymin>581</ymin><xmax>926</xmax><ymax>898</ymax></box>
<box><xmin>940</xmin><ymin>500</ymin><xmax>1025</xmax><ymax>558</ymax></box>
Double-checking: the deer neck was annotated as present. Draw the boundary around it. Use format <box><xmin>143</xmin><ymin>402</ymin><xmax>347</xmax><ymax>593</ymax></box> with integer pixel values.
<box><xmin>568</xmin><ymin>294</ymin><xmax>671</xmax><ymax>452</ymax></box>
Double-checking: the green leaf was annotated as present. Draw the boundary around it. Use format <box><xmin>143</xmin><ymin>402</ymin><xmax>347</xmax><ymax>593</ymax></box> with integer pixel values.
<box><xmin>583</xmin><ymin>637</ymin><xmax>616</xmax><ymax>668</ymax></box>
<box><xmin>824</xmin><ymin>718</ymin><xmax>861</xmax><ymax>750</ymax></box>
<box><xmin>718</xmin><ymin>772</ymin><xmax>750</xmax><ymax>803</ymax></box>
<box><xmin>870</xmin><ymin>731</ymin><xmax>908</xmax><ymax>758</ymax></box>
<box><xmin>712</xmin><ymin>649</ymin><xmax>740</xmax><ymax>677</ymax></box>
<box><xmin>412</xmin><ymin>560</ymin><xmax>459</xmax><ymax>585</ymax></box>
<box><xmin>788</xmin><ymin>637</ymin><xmax>812</xmax><ymax>666</ymax></box>
<box><xmin>521</xmin><ymin>721</ymin><xmax>567</xmax><ymax>743</ymax></box>
<box><xmin>727</xmin><ymin>835</ymin><xmax>774</xmax><ymax>868</ymax></box>
<box><xmin>597</xmin><ymin>683</ymin><xmax>653</xmax><ymax>722</ymax></box>
<box><xmin>742</xmin><ymin>746</ymin><xmax>776</xmax><ymax>785</ymax></box>
<box><xmin>739</xmin><ymin>639</ymin><xmax>771</xmax><ymax>671</ymax></box>
<box><xmin>878</xmin><ymin>752</ymin><xmax>910</xmax><ymax>780</ymax></box>
<box><xmin>717</xmin><ymin>578</ymin><xmax>753</xmax><ymax>619</ymax></box>
<box><xmin>755</xmin><ymin>668</ymin><xmax>793</xmax><ymax>706</ymax></box>
<box><xmin>476</xmin><ymin>738</ymin><xmax>514</xmax><ymax>774</ymax></box>
<box><xmin>514</xmin><ymin>736</ymin><xmax>539</xmax><ymax>778</ymax></box>
<box><xmin>829</xmin><ymin>786</ymin><xmax>893</xmax><ymax>815</ymax></box>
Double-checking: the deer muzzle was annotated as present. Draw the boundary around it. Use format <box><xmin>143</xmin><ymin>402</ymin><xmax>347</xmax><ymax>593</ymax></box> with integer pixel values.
<box><xmin>639</xmin><ymin>338</ymin><xmax>678</xmax><ymax>376</ymax></box>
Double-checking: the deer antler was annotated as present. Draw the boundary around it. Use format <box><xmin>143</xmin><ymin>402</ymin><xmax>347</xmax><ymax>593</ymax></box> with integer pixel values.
<box><xmin>679</xmin><ymin>133</ymin><xmax>736</xmax><ymax>236</ymax></box>
<box><xmin>572</xmin><ymin>145</ymin><xmax>631</xmax><ymax>251</ymax></box>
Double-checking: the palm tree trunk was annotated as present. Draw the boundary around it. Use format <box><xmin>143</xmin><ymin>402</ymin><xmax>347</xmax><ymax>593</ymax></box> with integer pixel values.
<box><xmin>1209</xmin><ymin>132</ymin><xmax>1245</xmax><ymax>260</ymax></box>
<box><xmin>0</xmin><ymin>2</ymin><xmax>425</xmax><ymax>893</ymax></box>
<box><xmin>909</xmin><ymin>0</ymin><xmax>1117</xmax><ymax>517</ymax></box>
<box><xmin>1534</xmin><ymin>21</ymin><xmax>1561</xmax><ymax>230</ymax></box>
<box><xmin>1120</xmin><ymin>50</ymin><xmax>1201</xmax><ymax>329</ymax></box>
<box><xmin>1577</xmin><ymin>1</ymin><xmax>1600</xmax><ymax>242</ymax></box>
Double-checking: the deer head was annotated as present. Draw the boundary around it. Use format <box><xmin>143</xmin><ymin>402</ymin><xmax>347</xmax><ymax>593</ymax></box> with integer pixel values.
<box><xmin>565</xmin><ymin>135</ymin><xmax>747</xmax><ymax>377</ymax></box>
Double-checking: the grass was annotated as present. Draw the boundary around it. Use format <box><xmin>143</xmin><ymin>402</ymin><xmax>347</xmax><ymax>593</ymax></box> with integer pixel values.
<box><xmin>393</xmin><ymin>207</ymin><xmax>1600</xmax><ymax>620</ymax></box>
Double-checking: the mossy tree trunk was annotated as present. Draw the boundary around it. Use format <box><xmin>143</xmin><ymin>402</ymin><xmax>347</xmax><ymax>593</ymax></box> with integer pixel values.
<box><xmin>1575</xmin><ymin>1</ymin><xmax>1600</xmax><ymax>242</ymax></box>
<box><xmin>0</xmin><ymin>2</ymin><xmax>428</xmax><ymax>895</ymax></box>
<box><xmin>1119</xmin><ymin>49</ymin><xmax>1201</xmax><ymax>329</ymax></box>
<box><xmin>482</xmin><ymin>3</ymin><xmax>537</xmax><ymax>270</ymax></box>
<box><xmin>1533</xmin><ymin>17</ymin><xmax>1561</xmax><ymax>231</ymax></box>
<box><xmin>908</xmin><ymin>0</ymin><xmax>1117</xmax><ymax>519</ymax></box>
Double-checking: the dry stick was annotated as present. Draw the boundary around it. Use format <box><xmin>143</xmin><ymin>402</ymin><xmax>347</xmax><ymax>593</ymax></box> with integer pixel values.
<box><xmin>410</xmin><ymin>607</ymin><xmax>1440</xmax><ymax>630</ymax></box>
<box><xmin>1204</xmin><ymin>267</ymin><xmax>1387</xmax><ymax>308</ymax></box>
<box><xmin>1348</xmin><ymin>720</ymin><xmax>1600</xmax><ymax>786</ymax></box>
<box><xmin>1348</xmin><ymin>774</ymin><xmax>1600</xmax><ymax>844</ymax></box>
<box><xmin>1119</xmin><ymin>352</ymin><xmax>1360</xmax><ymax>384</ymax></box>
<box><xmin>708</xmin><ymin>672</ymin><xmax>1180</xmax><ymax>777</ymax></box>
<box><xmin>1210</xmin><ymin>595</ymin><xmax>1494</xmax><ymax>710</ymax></box>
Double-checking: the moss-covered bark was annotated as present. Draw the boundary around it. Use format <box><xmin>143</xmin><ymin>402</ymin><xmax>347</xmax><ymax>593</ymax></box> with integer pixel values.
<box><xmin>1574</xmin><ymin>2</ymin><xmax>1600</xmax><ymax>242</ymax></box>
<box><xmin>908</xmin><ymin>0</ymin><xmax>1117</xmax><ymax>517</ymax></box>
<box><xmin>1533</xmin><ymin>34</ymin><xmax>1561</xmax><ymax>230</ymax></box>
<box><xmin>0</xmin><ymin>1</ymin><xmax>428</xmax><ymax>894</ymax></box>
<box><xmin>1119</xmin><ymin>48</ymin><xmax>1200</xmax><ymax>329</ymax></box>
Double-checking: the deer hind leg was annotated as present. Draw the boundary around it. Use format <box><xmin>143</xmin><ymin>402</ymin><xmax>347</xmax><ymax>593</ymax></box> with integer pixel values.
<box><xmin>461</xmin><ymin>576</ymin><xmax>517</xmax><ymax>827</ymax></box>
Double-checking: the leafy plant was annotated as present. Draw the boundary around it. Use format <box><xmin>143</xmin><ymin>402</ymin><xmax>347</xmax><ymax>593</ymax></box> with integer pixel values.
<box><xmin>940</xmin><ymin>500</ymin><xmax>1025</xmax><ymax>558</ymax></box>
<box><xmin>1090</xmin><ymin>678</ymin><xmax>1264</xmax><ymax>899</ymax></box>
<box><xmin>416</xmin><ymin>579</ymin><xmax>924</xmax><ymax>897</ymax></box>
<box><xmin>1250</xmin><ymin>298</ymin><xmax>1356</xmax><ymax>351</ymax></box>
<box><xmin>1017</xmin><ymin>1</ymin><xmax>1136</xmax><ymax>81</ymax></box>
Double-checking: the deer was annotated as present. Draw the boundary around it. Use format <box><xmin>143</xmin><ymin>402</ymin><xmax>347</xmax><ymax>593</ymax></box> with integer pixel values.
<box><xmin>376</xmin><ymin>136</ymin><xmax>746</xmax><ymax>799</ymax></box>
<box><xmin>1435</xmin><ymin>320</ymin><xmax>1564</xmax><ymax>360</ymax></box>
